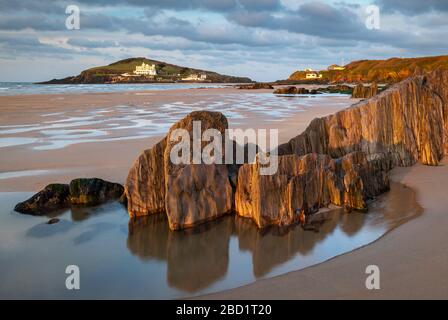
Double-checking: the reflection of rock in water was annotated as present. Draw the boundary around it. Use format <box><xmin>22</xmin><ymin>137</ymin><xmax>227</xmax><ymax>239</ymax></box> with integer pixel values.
<box><xmin>26</xmin><ymin>219</ymin><xmax>73</xmax><ymax>238</ymax></box>
<box><xmin>127</xmin><ymin>214</ymin><xmax>169</xmax><ymax>261</ymax></box>
<box><xmin>338</xmin><ymin>209</ymin><xmax>366</xmax><ymax>237</ymax></box>
<box><xmin>125</xmin><ymin>182</ymin><xmax>421</xmax><ymax>291</ymax></box>
<box><xmin>234</xmin><ymin>212</ymin><xmax>344</xmax><ymax>278</ymax></box>
<box><xmin>166</xmin><ymin>217</ymin><xmax>233</xmax><ymax>292</ymax></box>
<box><xmin>127</xmin><ymin>214</ymin><xmax>233</xmax><ymax>292</ymax></box>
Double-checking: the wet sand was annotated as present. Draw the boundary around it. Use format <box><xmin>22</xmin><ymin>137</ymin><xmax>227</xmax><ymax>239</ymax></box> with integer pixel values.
<box><xmin>0</xmin><ymin>88</ymin><xmax>353</xmax><ymax>191</ymax></box>
<box><xmin>200</xmin><ymin>159</ymin><xmax>448</xmax><ymax>299</ymax></box>
<box><xmin>2</xmin><ymin>87</ymin><xmax>443</xmax><ymax>299</ymax></box>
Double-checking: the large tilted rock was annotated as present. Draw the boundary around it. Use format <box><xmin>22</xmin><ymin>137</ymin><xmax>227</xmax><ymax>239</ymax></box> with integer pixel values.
<box><xmin>164</xmin><ymin>111</ymin><xmax>232</xmax><ymax>230</ymax></box>
<box><xmin>235</xmin><ymin>152</ymin><xmax>389</xmax><ymax>228</ymax></box>
<box><xmin>125</xmin><ymin>111</ymin><xmax>233</xmax><ymax>230</ymax></box>
<box><xmin>351</xmin><ymin>83</ymin><xmax>378</xmax><ymax>98</ymax></box>
<box><xmin>15</xmin><ymin>178</ymin><xmax>124</xmax><ymax>215</ymax></box>
<box><xmin>125</xmin><ymin>138</ymin><xmax>167</xmax><ymax>217</ymax></box>
<box><xmin>278</xmin><ymin>69</ymin><xmax>448</xmax><ymax>166</ymax></box>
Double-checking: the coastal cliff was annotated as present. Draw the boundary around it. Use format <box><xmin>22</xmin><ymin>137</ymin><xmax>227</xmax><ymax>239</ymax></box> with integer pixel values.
<box><xmin>287</xmin><ymin>55</ymin><xmax>448</xmax><ymax>84</ymax></box>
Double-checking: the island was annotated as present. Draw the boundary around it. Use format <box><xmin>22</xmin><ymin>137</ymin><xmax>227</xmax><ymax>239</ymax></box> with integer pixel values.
<box><xmin>39</xmin><ymin>57</ymin><xmax>253</xmax><ymax>84</ymax></box>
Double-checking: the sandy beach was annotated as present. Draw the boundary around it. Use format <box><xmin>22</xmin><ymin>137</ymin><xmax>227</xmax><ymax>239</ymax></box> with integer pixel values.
<box><xmin>0</xmin><ymin>87</ymin><xmax>353</xmax><ymax>191</ymax></box>
<box><xmin>1</xmin><ymin>87</ymin><xmax>446</xmax><ymax>299</ymax></box>
<box><xmin>201</xmin><ymin>159</ymin><xmax>448</xmax><ymax>299</ymax></box>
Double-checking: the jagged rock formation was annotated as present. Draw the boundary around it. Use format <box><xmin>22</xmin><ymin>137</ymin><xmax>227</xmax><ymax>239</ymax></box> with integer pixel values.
<box><xmin>123</xmin><ymin>69</ymin><xmax>447</xmax><ymax>230</ymax></box>
<box><xmin>14</xmin><ymin>178</ymin><xmax>124</xmax><ymax>215</ymax></box>
<box><xmin>163</xmin><ymin>111</ymin><xmax>232</xmax><ymax>230</ymax></box>
<box><xmin>125</xmin><ymin>111</ymin><xmax>233</xmax><ymax>230</ymax></box>
<box><xmin>235</xmin><ymin>152</ymin><xmax>389</xmax><ymax>228</ymax></box>
<box><xmin>351</xmin><ymin>83</ymin><xmax>378</xmax><ymax>98</ymax></box>
<box><xmin>278</xmin><ymin>69</ymin><xmax>448</xmax><ymax>167</ymax></box>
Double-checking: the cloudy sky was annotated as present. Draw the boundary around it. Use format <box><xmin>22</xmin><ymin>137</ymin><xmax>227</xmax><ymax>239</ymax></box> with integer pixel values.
<box><xmin>0</xmin><ymin>0</ymin><xmax>447</xmax><ymax>82</ymax></box>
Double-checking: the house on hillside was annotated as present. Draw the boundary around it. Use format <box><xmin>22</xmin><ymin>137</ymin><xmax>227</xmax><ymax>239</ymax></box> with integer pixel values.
<box><xmin>134</xmin><ymin>62</ymin><xmax>157</xmax><ymax>76</ymax></box>
<box><xmin>305</xmin><ymin>72</ymin><xmax>323</xmax><ymax>79</ymax></box>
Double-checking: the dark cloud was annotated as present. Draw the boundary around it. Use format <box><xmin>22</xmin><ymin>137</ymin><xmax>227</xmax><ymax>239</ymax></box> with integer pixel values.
<box><xmin>0</xmin><ymin>0</ymin><xmax>447</xmax><ymax>82</ymax></box>
<box><xmin>227</xmin><ymin>2</ymin><xmax>363</xmax><ymax>39</ymax></box>
<box><xmin>4</xmin><ymin>0</ymin><xmax>282</xmax><ymax>13</ymax></box>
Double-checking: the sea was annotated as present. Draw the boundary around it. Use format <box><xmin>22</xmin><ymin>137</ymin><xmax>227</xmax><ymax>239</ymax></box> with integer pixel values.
<box><xmin>0</xmin><ymin>82</ymin><xmax>229</xmax><ymax>96</ymax></box>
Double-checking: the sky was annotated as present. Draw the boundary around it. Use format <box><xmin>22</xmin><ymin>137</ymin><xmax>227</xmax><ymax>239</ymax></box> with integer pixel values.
<box><xmin>0</xmin><ymin>0</ymin><xmax>447</xmax><ymax>82</ymax></box>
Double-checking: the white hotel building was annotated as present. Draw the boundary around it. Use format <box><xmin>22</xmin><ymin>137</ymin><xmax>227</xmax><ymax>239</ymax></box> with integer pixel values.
<box><xmin>134</xmin><ymin>63</ymin><xmax>157</xmax><ymax>76</ymax></box>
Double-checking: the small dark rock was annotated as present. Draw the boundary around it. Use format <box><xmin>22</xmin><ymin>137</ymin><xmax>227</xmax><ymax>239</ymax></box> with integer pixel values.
<box><xmin>14</xmin><ymin>178</ymin><xmax>125</xmax><ymax>216</ymax></box>
<box><xmin>319</xmin><ymin>84</ymin><xmax>353</xmax><ymax>94</ymax></box>
<box><xmin>47</xmin><ymin>218</ymin><xmax>60</xmax><ymax>224</ymax></box>
<box><xmin>69</xmin><ymin>178</ymin><xmax>124</xmax><ymax>206</ymax></box>
<box><xmin>237</xmin><ymin>83</ymin><xmax>273</xmax><ymax>89</ymax></box>
<box><xmin>14</xmin><ymin>184</ymin><xmax>70</xmax><ymax>215</ymax></box>
<box><xmin>273</xmin><ymin>86</ymin><xmax>319</xmax><ymax>95</ymax></box>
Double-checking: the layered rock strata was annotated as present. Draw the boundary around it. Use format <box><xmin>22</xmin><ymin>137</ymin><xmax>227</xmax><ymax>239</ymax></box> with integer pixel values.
<box><xmin>126</xmin><ymin>69</ymin><xmax>447</xmax><ymax>230</ymax></box>
<box><xmin>278</xmin><ymin>70</ymin><xmax>448</xmax><ymax>167</ymax></box>
<box><xmin>235</xmin><ymin>152</ymin><xmax>389</xmax><ymax>228</ymax></box>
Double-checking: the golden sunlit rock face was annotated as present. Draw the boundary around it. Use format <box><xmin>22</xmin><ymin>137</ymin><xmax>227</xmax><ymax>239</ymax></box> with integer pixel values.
<box><xmin>125</xmin><ymin>69</ymin><xmax>448</xmax><ymax>230</ymax></box>
<box><xmin>125</xmin><ymin>111</ymin><xmax>233</xmax><ymax>230</ymax></box>
<box><xmin>125</xmin><ymin>138</ymin><xmax>167</xmax><ymax>217</ymax></box>
<box><xmin>278</xmin><ymin>69</ymin><xmax>448</xmax><ymax>167</ymax></box>
<box><xmin>235</xmin><ymin>152</ymin><xmax>390</xmax><ymax>228</ymax></box>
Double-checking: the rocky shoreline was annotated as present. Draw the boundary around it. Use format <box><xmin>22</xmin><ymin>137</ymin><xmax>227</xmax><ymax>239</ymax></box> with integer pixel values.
<box><xmin>15</xmin><ymin>69</ymin><xmax>448</xmax><ymax>232</ymax></box>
